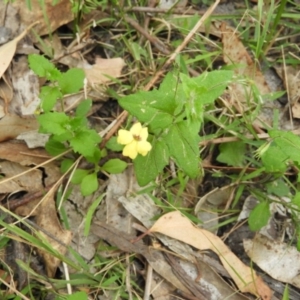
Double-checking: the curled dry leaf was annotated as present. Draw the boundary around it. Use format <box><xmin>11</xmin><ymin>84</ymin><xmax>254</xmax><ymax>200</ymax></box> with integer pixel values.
<box><xmin>149</xmin><ymin>211</ymin><xmax>272</xmax><ymax>300</ymax></box>
<box><xmin>0</xmin><ymin>21</ymin><xmax>39</xmax><ymax>79</ymax></box>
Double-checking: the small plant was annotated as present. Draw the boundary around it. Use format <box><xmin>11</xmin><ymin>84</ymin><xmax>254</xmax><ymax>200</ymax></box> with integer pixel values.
<box><xmin>28</xmin><ymin>54</ymin><xmax>127</xmax><ymax>196</ymax></box>
<box><xmin>117</xmin><ymin>70</ymin><xmax>233</xmax><ymax>186</ymax></box>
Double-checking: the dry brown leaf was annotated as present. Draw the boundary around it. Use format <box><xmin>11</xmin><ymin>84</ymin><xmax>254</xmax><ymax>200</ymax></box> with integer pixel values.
<box><xmin>220</xmin><ymin>22</ymin><xmax>274</xmax><ymax>128</ymax></box>
<box><xmin>275</xmin><ymin>66</ymin><xmax>300</xmax><ymax>118</ymax></box>
<box><xmin>0</xmin><ymin>160</ymin><xmax>43</xmax><ymax>193</ymax></box>
<box><xmin>9</xmin><ymin>56</ymin><xmax>40</xmax><ymax>115</ymax></box>
<box><xmin>149</xmin><ymin>211</ymin><xmax>272</xmax><ymax>300</ymax></box>
<box><xmin>221</xmin><ymin>22</ymin><xmax>270</xmax><ymax>95</ymax></box>
<box><xmin>0</xmin><ymin>22</ymin><xmax>39</xmax><ymax>79</ymax></box>
<box><xmin>0</xmin><ymin>115</ymin><xmax>39</xmax><ymax>142</ymax></box>
<box><xmin>11</xmin><ymin>0</ymin><xmax>73</xmax><ymax>37</ymax></box>
<box><xmin>84</xmin><ymin>57</ymin><xmax>126</xmax><ymax>86</ymax></box>
<box><xmin>0</xmin><ymin>75</ymin><xmax>13</xmax><ymax>117</ymax></box>
<box><xmin>35</xmin><ymin>187</ymin><xmax>72</xmax><ymax>277</ymax></box>
<box><xmin>16</xmin><ymin>185</ymin><xmax>72</xmax><ymax>277</ymax></box>
<box><xmin>244</xmin><ymin>234</ymin><xmax>300</xmax><ymax>288</ymax></box>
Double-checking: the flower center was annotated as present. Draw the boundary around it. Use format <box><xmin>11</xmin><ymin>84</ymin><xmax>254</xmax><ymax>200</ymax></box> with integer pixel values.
<box><xmin>133</xmin><ymin>134</ymin><xmax>142</xmax><ymax>141</ymax></box>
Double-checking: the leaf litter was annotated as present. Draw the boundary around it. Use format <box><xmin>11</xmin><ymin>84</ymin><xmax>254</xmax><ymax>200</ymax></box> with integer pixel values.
<box><xmin>1</xmin><ymin>0</ymin><xmax>300</xmax><ymax>299</ymax></box>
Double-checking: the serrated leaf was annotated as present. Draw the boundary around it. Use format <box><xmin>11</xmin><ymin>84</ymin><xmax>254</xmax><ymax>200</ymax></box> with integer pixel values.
<box><xmin>269</xmin><ymin>130</ymin><xmax>300</xmax><ymax>165</ymax></box>
<box><xmin>58</xmin><ymin>68</ymin><xmax>85</xmax><ymax>94</ymax></box>
<box><xmin>134</xmin><ymin>139</ymin><xmax>169</xmax><ymax>186</ymax></box>
<box><xmin>181</xmin><ymin>70</ymin><xmax>233</xmax><ymax>105</ymax></box>
<box><xmin>71</xmin><ymin>169</ymin><xmax>89</xmax><ymax>184</ymax></box>
<box><xmin>69</xmin><ymin>116</ymin><xmax>88</xmax><ymax>131</ymax></box>
<box><xmin>118</xmin><ymin>90</ymin><xmax>173</xmax><ymax>130</ymax></box>
<box><xmin>102</xmin><ymin>159</ymin><xmax>127</xmax><ymax>174</ymax></box>
<box><xmin>45</xmin><ymin>138</ymin><xmax>67</xmax><ymax>156</ymax></box>
<box><xmin>40</xmin><ymin>86</ymin><xmax>62</xmax><ymax>112</ymax></box>
<box><xmin>28</xmin><ymin>54</ymin><xmax>61</xmax><ymax>81</ymax></box>
<box><xmin>180</xmin><ymin>71</ymin><xmax>233</xmax><ymax>120</ymax></box>
<box><xmin>76</xmin><ymin>99</ymin><xmax>92</xmax><ymax>117</ymax></box>
<box><xmin>81</xmin><ymin>172</ymin><xmax>98</xmax><ymax>196</ymax></box>
<box><xmin>38</xmin><ymin>112</ymin><xmax>70</xmax><ymax>135</ymax></box>
<box><xmin>69</xmin><ymin>130</ymin><xmax>101</xmax><ymax>157</ymax></box>
<box><xmin>217</xmin><ymin>141</ymin><xmax>246</xmax><ymax>166</ymax></box>
<box><xmin>157</xmin><ymin>72</ymin><xmax>184</xmax><ymax>113</ymax></box>
<box><xmin>248</xmin><ymin>202</ymin><xmax>270</xmax><ymax>231</ymax></box>
<box><xmin>164</xmin><ymin>122</ymin><xmax>200</xmax><ymax>178</ymax></box>
<box><xmin>261</xmin><ymin>143</ymin><xmax>287</xmax><ymax>173</ymax></box>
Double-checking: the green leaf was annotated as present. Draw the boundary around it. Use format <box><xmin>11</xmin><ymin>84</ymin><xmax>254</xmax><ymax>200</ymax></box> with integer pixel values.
<box><xmin>69</xmin><ymin>116</ymin><xmax>88</xmax><ymax>131</ymax></box>
<box><xmin>81</xmin><ymin>172</ymin><xmax>98</xmax><ymax>196</ymax></box>
<box><xmin>84</xmin><ymin>194</ymin><xmax>105</xmax><ymax>236</ymax></box>
<box><xmin>58</xmin><ymin>68</ymin><xmax>85</xmax><ymax>94</ymax></box>
<box><xmin>282</xmin><ymin>284</ymin><xmax>289</xmax><ymax>300</ymax></box>
<box><xmin>248</xmin><ymin>202</ymin><xmax>271</xmax><ymax>231</ymax></box>
<box><xmin>134</xmin><ymin>139</ymin><xmax>169</xmax><ymax>186</ymax></box>
<box><xmin>28</xmin><ymin>54</ymin><xmax>61</xmax><ymax>81</ymax></box>
<box><xmin>85</xmin><ymin>148</ymin><xmax>102</xmax><ymax>164</ymax></box>
<box><xmin>269</xmin><ymin>130</ymin><xmax>300</xmax><ymax>165</ymax></box>
<box><xmin>217</xmin><ymin>141</ymin><xmax>246</xmax><ymax>166</ymax></box>
<box><xmin>71</xmin><ymin>169</ymin><xmax>89</xmax><ymax>184</ymax></box>
<box><xmin>266</xmin><ymin>179</ymin><xmax>290</xmax><ymax>197</ymax></box>
<box><xmin>102</xmin><ymin>159</ymin><xmax>127</xmax><ymax>174</ymax></box>
<box><xmin>157</xmin><ymin>72</ymin><xmax>185</xmax><ymax>114</ymax></box>
<box><xmin>45</xmin><ymin>138</ymin><xmax>67</xmax><ymax>156</ymax></box>
<box><xmin>69</xmin><ymin>130</ymin><xmax>101</xmax><ymax>157</ymax></box>
<box><xmin>292</xmin><ymin>192</ymin><xmax>300</xmax><ymax>209</ymax></box>
<box><xmin>65</xmin><ymin>291</ymin><xmax>88</xmax><ymax>300</ymax></box>
<box><xmin>37</xmin><ymin>112</ymin><xmax>70</xmax><ymax>135</ymax></box>
<box><xmin>180</xmin><ymin>70</ymin><xmax>233</xmax><ymax>120</ymax></box>
<box><xmin>164</xmin><ymin>122</ymin><xmax>200</xmax><ymax>178</ymax></box>
<box><xmin>106</xmin><ymin>136</ymin><xmax>124</xmax><ymax>151</ymax></box>
<box><xmin>76</xmin><ymin>99</ymin><xmax>92</xmax><ymax>117</ymax></box>
<box><xmin>261</xmin><ymin>142</ymin><xmax>287</xmax><ymax>173</ymax></box>
<box><xmin>118</xmin><ymin>90</ymin><xmax>173</xmax><ymax>130</ymax></box>
<box><xmin>40</xmin><ymin>86</ymin><xmax>62</xmax><ymax>112</ymax></box>
<box><xmin>60</xmin><ymin>159</ymin><xmax>74</xmax><ymax>173</ymax></box>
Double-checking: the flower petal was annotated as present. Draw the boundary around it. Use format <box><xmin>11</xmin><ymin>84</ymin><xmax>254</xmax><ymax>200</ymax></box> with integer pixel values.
<box><xmin>130</xmin><ymin>122</ymin><xmax>142</xmax><ymax>136</ymax></box>
<box><xmin>139</xmin><ymin>127</ymin><xmax>149</xmax><ymax>141</ymax></box>
<box><xmin>137</xmin><ymin>141</ymin><xmax>152</xmax><ymax>156</ymax></box>
<box><xmin>117</xmin><ymin>129</ymin><xmax>133</xmax><ymax>145</ymax></box>
<box><xmin>123</xmin><ymin>141</ymin><xmax>138</xmax><ymax>159</ymax></box>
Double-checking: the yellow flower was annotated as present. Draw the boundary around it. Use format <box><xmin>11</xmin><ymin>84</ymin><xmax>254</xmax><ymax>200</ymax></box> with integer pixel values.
<box><xmin>117</xmin><ymin>122</ymin><xmax>152</xmax><ymax>159</ymax></box>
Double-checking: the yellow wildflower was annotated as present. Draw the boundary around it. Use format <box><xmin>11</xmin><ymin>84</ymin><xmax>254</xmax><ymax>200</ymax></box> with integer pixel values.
<box><xmin>117</xmin><ymin>122</ymin><xmax>152</xmax><ymax>159</ymax></box>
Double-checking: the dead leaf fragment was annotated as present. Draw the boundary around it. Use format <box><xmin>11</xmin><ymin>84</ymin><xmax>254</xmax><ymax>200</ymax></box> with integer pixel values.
<box><xmin>275</xmin><ymin>66</ymin><xmax>300</xmax><ymax>118</ymax></box>
<box><xmin>84</xmin><ymin>57</ymin><xmax>126</xmax><ymax>86</ymax></box>
<box><xmin>0</xmin><ymin>115</ymin><xmax>39</xmax><ymax>142</ymax></box>
<box><xmin>221</xmin><ymin>22</ymin><xmax>270</xmax><ymax>95</ymax></box>
<box><xmin>244</xmin><ymin>234</ymin><xmax>300</xmax><ymax>288</ymax></box>
<box><xmin>150</xmin><ymin>211</ymin><xmax>272</xmax><ymax>300</ymax></box>
<box><xmin>0</xmin><ymin>22</ymin><xmax>38</xmax><ymax>79</ymax></box>
<box><xmin>11</xmin><ymin>0</ymin><xmax>73</xmax><ymax>37</ymax></box>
